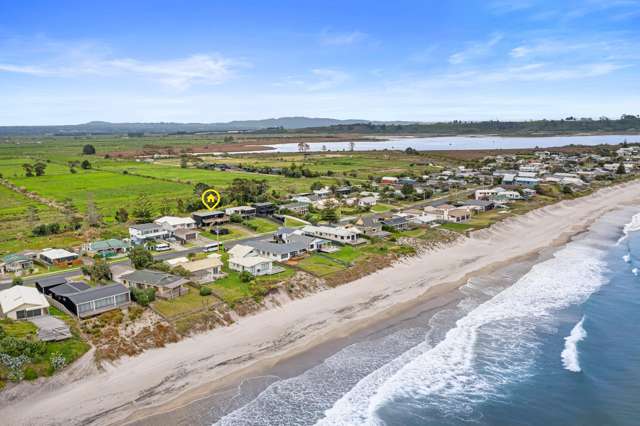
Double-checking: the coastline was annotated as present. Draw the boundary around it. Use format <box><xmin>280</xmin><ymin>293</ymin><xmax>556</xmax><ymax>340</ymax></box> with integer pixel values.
<box><xmin>1</xmin><ymin>180</ymin><xmax>640</xmax><ymax>426</ymax></box>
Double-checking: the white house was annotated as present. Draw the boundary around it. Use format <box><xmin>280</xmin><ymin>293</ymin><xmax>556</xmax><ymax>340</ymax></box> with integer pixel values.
<box><xmin>301</xmin><ymin>225</ymin><xmax>361</xmax><ymax>245</ymax></box>
<box><xmin>227</xmin><ymin>244</ymin><xmax>273</xmax><ymax>276</ymax></box>
<box><xmin>39</xmin><ymin>248</ymin><xmax>79</xmax><ymax>265</ymax></box>
<box><xmin>129</xmin><ymin>223</ymin><xmax>171</xmax><ymax>244</ymax></box>
<box><xmin>358</xmin><ymin>196</ymin><xmax>377</xmax><ymax>207</ymax></box>
<box><xmin>0</xmin><ymin>286</ymin><xmax>50</xmax><ymax>320</ymax></box>
<box><xmin>154</xmin><ymin>216</ymin><xmax>196</xmax><ymax>232</ymax></box>
<box><xmin>167</xmin><ymin>255</ymin><xmax>223</xmax><ymax>283</ymax></box>
<box><xmin>475</xmin><ymin>189</ymin><xmax>498</xmax><ymax>200</ymax></box>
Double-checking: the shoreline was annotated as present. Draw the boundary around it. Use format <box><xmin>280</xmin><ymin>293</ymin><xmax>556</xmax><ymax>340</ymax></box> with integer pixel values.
<box><xmin>1</xmin><ymin>180</ymin><xmax>640</xmax><ymax>426</ymax></box>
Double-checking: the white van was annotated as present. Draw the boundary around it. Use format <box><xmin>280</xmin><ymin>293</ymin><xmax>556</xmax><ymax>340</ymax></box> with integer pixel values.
<box><xmin>203</xmin><ymin>242</ymin><xmax>221</xmax><ymax>253</ymax></box>
<box><xmin>154</xmin><ymin>242</ymin><xmax>171</xmax><ymax>252</ymax></box>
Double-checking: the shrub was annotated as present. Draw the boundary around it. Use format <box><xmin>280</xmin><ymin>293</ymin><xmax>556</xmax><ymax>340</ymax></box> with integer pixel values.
<box><xmin>50</xmin><ymin>352</ymin><xmax>67</xmax><ymax>371</ymax></box>
<box><xmin>199</xmin><ymin>286</ymin><xmax>212</xmax><ymax>296</ymax></box>
<box><xmin>131</xmin><ymin>288</ymin><xmax>156</xmax><ymax>307</ymax></box>
<box><xmin>239</xmin><ymin>271</ymin><xmax>253</xmax><ymax>283</ymax></box>
<box><xmin>24</xmin><ymin>367</ymin><xmax>38</xmax><ymax>380</ymax></box>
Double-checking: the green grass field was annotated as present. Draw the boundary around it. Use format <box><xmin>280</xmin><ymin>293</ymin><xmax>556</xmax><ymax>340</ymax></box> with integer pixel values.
<box><xmin>244</xmin><ymin>217</ymin><xmax>279</xmax><ymax>233</ymax></box>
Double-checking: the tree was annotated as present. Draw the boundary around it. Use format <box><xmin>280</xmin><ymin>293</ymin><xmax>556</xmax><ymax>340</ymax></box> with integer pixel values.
<box><xmin>82</xmin><ymin>144</ymin><xmax>96</xmax><ymax>155</ymax></box>
<box><xmin>12</xmin><ymin>277</ymin><xmax>23</xmax><ymax>286</ymax></box>
<box><xmin>115</xmin><ymin>207</ymin><xmax>129</xmax><ymax>223</ymax></box>
<box><xmin>321</xmin><ymin>207</ymin><xmax>339</xmax><ymax>223</ymax></box>
<box><xmin>193</xmin><ymin>182</ymin><xmax>209</xmax><ymax>197</ymax></box>
<box><xmin>616</xmin><ymin>162</ymin><xmax>626</xmax><ymax>174</ymax></box>
<box><xmin>401</xmin><ymin>183</ymin><xmax>415</xmax><ymax>196</ymax></box>
<box><xmin>349</xmin><ymin>141</ymin><xmax>355</xmax><ymax>151</ymax></box>
<box><xmin>129</xmin><ymin>245</ymin><xmax>154</xmax><ymax>269</ymax></box>
<box><xmin>132</xmin><ymin>194</ymin><xmax>154</xmax><ymax>223</ymax></box>
<box><xmin>88</xmin><ymin>258</ymin><xmax>112</xmax><ymax>282</ymax></box>
<box><xmin>180</xmin><ymin>156</ymin><xmax>188</xmax><ymax>168</ymax></box>
<box><xmin>33</xmin><ymin>162</ymin><xmax>47</xmax><ymax>176</ymax></box>
<box><xmin>158</xmin><ymin>199</ymin><xmax>173</xmax><ymax>216</ymax></box>
<box><xmin>22</xmin><ymin>163</ymin><xmax>34</xmax><ymax>177</ymax></box>
<box><xmin>81</xmin><ymin>160</ymin><xmax>92</xmax><ymax>169</ymax></box>
<box><xmin>310</xmin><ymin>181</ymin><xmax>324</xmax><ymax>191</ymax></box>
<box><xmin>26</xmin><ymin>206</ymin><xmax>39</xmax><ymax>224</ymax></box>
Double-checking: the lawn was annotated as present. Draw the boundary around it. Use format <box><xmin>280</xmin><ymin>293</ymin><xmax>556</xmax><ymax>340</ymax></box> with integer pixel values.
<box><xmin>370</xmin><ymin>203</ymin><xmax>394</xmax><ymax>213</ymax></box>
<box><xmin>284</xmin><ymin>217</ymin><xmax>307</xmax><ymax>227</ymax></box>
<box><xmin>439</xmin><ymin>222</ymin><xmax>476</xmax><ymax>233</ymax></box>
<box><xmin>207</xmin><ymin>267</ymin><xmax>295</xmax><ymax>306</ymax></box>
<box><xmin>244</xmin><ymin>217</ymin><xmax>279</xmax><ymax>234</ymax></box>
<box><xmin>152</xmin><ymin>287</ymin><xmax>217</xmax><ymax>319</ymax></box>
<box><xmin>201</xmin><ymin>224</ymin><xmax>252</xmax><ymax>242</ymax></box>
<box><xmin>0</xmin><ymin>307</ymin><xmax>90</xmax><ymax>385</ymax></box>
<box><xmin>297</xmin><ymin>254</ymin><xmax>347</xmax><ymax>276</ymax></box>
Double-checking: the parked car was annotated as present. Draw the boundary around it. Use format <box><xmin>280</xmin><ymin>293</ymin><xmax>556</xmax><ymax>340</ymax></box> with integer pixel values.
<box><xmin>211</xmin><ymin>227</ymin><xmax>230</xmax><ymax>236</ymax></box>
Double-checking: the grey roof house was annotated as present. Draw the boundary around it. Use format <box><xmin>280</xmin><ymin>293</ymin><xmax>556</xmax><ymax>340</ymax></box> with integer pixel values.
<box><xmin>120</xmin><ymin>269</ymin><xmax>188</xmax><ymax>299</ymax></box>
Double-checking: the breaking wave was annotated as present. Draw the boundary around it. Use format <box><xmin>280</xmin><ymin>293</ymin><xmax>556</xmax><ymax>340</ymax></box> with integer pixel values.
<box><xmin>317</xmin><ymin>241</ymin><xmax>608</xmax><ymax>425</ymax></box>
<box><xmin>617</xmin><ymin>212</ymin><xmax>640</xmax><ymax>244</ymax></box>
<box><xmin>561</xmin><ymin>317</ymin><xmax>587</xmax><ymax>373</ymax></box>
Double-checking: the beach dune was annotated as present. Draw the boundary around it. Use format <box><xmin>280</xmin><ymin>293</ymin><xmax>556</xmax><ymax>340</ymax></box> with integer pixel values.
<box><xmin>1</xmin><ymin>180</ymin><xmax>640</xmax><ymax>426</ymax></box>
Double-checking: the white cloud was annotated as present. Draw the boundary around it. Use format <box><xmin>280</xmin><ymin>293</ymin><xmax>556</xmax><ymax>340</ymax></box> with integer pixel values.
<box><xmin>307</xmin><ymin>68</ymin><xmax>350</xmax><ymax>90</ymax></box>
<box><xmin>0</xmin><ymin>52</ymin><xmax>240</xmax><ymax>89</ymax></box>
<box><xmin>319</xmin><ymin>30</ymin><xmax>367</xmax><ymax>46</ymax></box>
<box><xmin>449</xmin><ymin>33</ymin><xmax>503</xmax><ymax>64</ymax></box>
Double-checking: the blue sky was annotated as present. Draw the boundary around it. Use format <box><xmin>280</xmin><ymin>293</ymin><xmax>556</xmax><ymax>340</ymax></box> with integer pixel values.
<box><xmin>1</xmin><ymin>0</ymin><xmax>639</xmax><ymax>125</ymax></box>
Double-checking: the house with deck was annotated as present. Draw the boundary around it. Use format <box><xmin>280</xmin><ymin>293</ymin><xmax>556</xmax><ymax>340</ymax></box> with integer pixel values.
<box><xmin>301</xmin><ymin>225</ymin><xmax>363</xmax><ymax>245</ymax></box>
<box><xmin>225</xmin><ymin>206</ymin><xmax>257</xmax><ymax>218</ymax></box>
<box><xmin>129</xmin><ymin>223</ymin><xmax>171</xmax><ymax>244</ymax></box>
<box><xmin>39</xmin><ymin>248</ymin><xmax>80</xmax><ymax>266</ymax></box>
<box><xmin>191</xmin><ymin>210</ymin><xmax>229</xmax><ymax>227</ymax></box>
<box><xmin>83</xmin><ymin>239</ymin><xmax>130</xmax><ymax>258</ymax></box>
<box><xmin>167</xmin><ymin>256</ymin><xmax>223</xmax><ymax>283</ymax></box>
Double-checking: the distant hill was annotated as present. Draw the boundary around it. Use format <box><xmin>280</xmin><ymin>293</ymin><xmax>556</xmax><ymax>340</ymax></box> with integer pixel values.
<box><xmin>0</xmin><ymin>117</ymin><xmax>415</xmax><ymax>136</ymax></box>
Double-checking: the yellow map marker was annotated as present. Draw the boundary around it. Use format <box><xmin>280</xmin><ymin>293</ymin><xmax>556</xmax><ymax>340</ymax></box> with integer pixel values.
<box><xmin>201</xmin><ymin>188</ymin><xmax>221</xmax><ymax>210</ymax></box>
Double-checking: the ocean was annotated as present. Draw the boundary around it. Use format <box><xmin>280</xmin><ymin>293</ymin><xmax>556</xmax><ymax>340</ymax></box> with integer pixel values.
<box><xmin>144</xmin><ymin>207</ymin><xmax>640</xmax><ymax>426</ymax></box>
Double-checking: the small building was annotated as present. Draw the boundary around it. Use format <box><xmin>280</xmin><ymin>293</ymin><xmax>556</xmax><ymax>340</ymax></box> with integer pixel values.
<box><xmin>353</xmin><ymin>215</ymin><xmax>384</xmax><ymax>236</ymax></box>
<box><xmin>120</xmin><ymin>269</ymin><xmax>188</xmax><ymax>299</ymax></box>
<box><xmin>0</xmin><ymin>286</ymin><xmax>50</xmax><ymax>320</ymax></box>
<box><xmin>335</xmin><ymin>186</ymin><xmax>353</xmax><ymax>196</ymax></box>
<box><xmin>279</xmin><ymin>202</ymin><xmax>310</xmax><ymax>216</ymax></box>
<box><xmin>245</xmin><ymin>234</ymin><xmax>319</xmax><ymax>261</ymax></box>
<box><xmin>39</xmin><ymin>249</ymin><xmax>79</xmax><ymax>266</ymax></box>
<box><xmin>446</xmin><ymin>208</ymin><xmax>471</xmax><ymax>223</ymax></box>
<box><xmin>358</xmin><ymin>196</ymin><xmax>378</xmax><ymax>208</ymax></box>
<box><xmin>174</xmin><ymin>228</ymin><xmax>199</xmax><ymax>244</ymax></box>
<box><xmin>225</xmin><ymin>206</ymin><xmax>257</xmax><ymax>218</ymax></box>
<box><xmin>129</xmin><ymin>223</ymin><xmax>171</xmax><ymax>245</ymax></box>
<box><xmin>191</xmin><ymin>210</ymin><xmax>229</xmax><ymax>227</ymax></box>
<box><xmin>1</xmin><ymin>253</ymin><xmax>34</xmax><ymax>274</ymax></box>
<box><xmin>252</xmin><ymin>202</ymin><xmax>276</xmax><ymax>216</ymax></box>
<box><xmin>83</xmin><ymin>239</ymin><xmax>130</xmax><ymax>258</ymax></box>
<box><xmin>381</xmin><ymin>176</ymin><xmax>399</xmax><ymax>185</ymax></box>
<box><xmin>35</xmin><ymin>276</ymin><xmax>69</xmax><ymax>294</ymax></box>
<box><xmin>462</xmin><ymin>200</ymin><xmax>495</xmax><ymax>212</ymax></box>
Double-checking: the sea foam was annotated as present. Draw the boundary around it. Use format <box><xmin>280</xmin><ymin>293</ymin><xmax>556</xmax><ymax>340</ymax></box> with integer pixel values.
<box><xmin>561</xmin><ymin>316</ymin><xmax>587</xmax><ymax>373</ymax></box>
<box><xmin>317</xmin><ymin>241</ymin><xmax>608</xmax><ymax>425</ymax></box>
<box><xmin>617</xmin><ymin>212</ymin><xmax>640</xmax><ymax>244</ymax></box>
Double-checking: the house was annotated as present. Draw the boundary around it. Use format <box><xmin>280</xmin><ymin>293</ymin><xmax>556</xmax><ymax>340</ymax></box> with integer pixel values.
<box><xmin>225</xmin><ymin>206</ymin><xmax>257</xmax><ymax>218</ymax></box>
<box><xmin>229</xmin><ymin>255</ymin><xmax>274</xmax><ymax>276</ymax></box>
<box><xmin>313</xmin><ymin>187</ymin><xmax>332</xmax><ymax>199</ymax></box>
<box><xmin>120</xmin><ymin>270</ymin><xmax>188</xmax><ymax>299</ymax></box>
<box><xmin>129</xmin><ymin>223</ymin><xmax>171</xmax><ymax>244</ymax></box>
<box><xmin>475</xmin><ymin>189</ymin><xmax>499</xmax><ymax>200</ymax></box>
<box><xmin>252</xmin><ymin>202</ymin><xmax>277</xmax><ymax>216</ymax></box>
<box><xmin>335</xmin><ymin>186</ymin><xmax>353</xmax><ymax>196</ymax></box>
<box><xmin>301</xmin><ymin>225</ymin><xmax>363</xmax><ymax>245</ymax></box>
<box><xmin>174</xmin><ymin>228</ymin><xmax>199</xmax><ymax>244</ymax></box>
<box><xmin>446</xmin><ymin>208</ymin><xmax>471</xmax><ymax>223</ymax></box>
<box><xmin>192</xmin><ymin>210</ymin><xmax>229</xmax><ymax>227</ymax></box>
<box><xmin>227</xmin><ymin>244</ymin><xmax>273</xmax><ymax>276</ymax></box>
<box><xmin>243</xmin><ymin>230</ymin><xmax>321</xmax><ymax>261</ymax></box>
<box><xmin>50</xmin><ymin>283</ymin><xmax>131</xmax><ymax>318</ymax></box>
<box><xmin>279</xmin><ymin>202</ymin><xmax>310</xmax><ymax>216</ymax></box>
<box><xmin>398</xmin><ymin>177</ymin><xmax>417</xmax><ymax>186</ymax></box>
<box><xmin>167</xmin><ymin>256</ymin><xmax>223</xmax><ymax>283</ymax></box>
<box><xmin>462</xmin><ymin>199</ymin><xmax>495</xmax><ymax>212</ymax></box>
<box><xmin>381</xmin><ymin>216</ymin><xmax>412</xmax><ymax>231</ymax></box>
<box><xmin>358</xmin><ymin>196</ymin><xmax>377</xmax><ymax>207</ymax></box>
<box><xmin>0</xmin><ymin>253</ymin><xmax>34</xmax><ymax>274</ymax></box>
<box><xmin>353</xmin><ymin>215</ymin><xmax>384</xmax><ymax>236</ymax></box>
<box><xmin>39</xmin><ymin>248</ymin><xmax>79</xmax><ymax>266</ymax></box>
<box><xmin>381</xmin><ymin>176</ymin><xmax>399</xmax><ymax>185</ymax></box>
<box><xmin>0</xmin><ymin>286</ymin><xmax>50</xmax><ymax>320</ymax></box>
<box><xmin>83</xmin><ymin>239</ymin><xmax>129</xmax><ymax>258</ymax></box>
<box><xmin>494</xmin><ymin>190</ymin><xmax>523</xmax><ymax>201</ymax></box>
<box><xmin>514</xmin><ymin>176</ymin><xmax>540</xmax><ymax>187</ymax></box>
<box><xmin>154</xmin><ymin>216</ymin><xmax>197</xmax><ymax>232</ymax></box>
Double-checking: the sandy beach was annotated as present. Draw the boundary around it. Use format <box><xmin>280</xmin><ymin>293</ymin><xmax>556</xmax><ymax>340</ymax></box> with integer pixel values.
<box><xmin>1</xmin><ymin>180</ymin><xmax>639</xmax><ymax>426</ymax></box>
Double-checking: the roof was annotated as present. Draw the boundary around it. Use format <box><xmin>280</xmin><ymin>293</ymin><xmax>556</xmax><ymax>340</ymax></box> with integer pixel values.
<box><xmin>49</xmin><ymin>281</ymin><xmax>91</xmax><ymax>296</ymax></box>
<box><xmin>174</xmin><ymin>228</ymin><xmax>198</xmax><ymax>237</ymax></box>
<box><xmin>0</xmin><ymin>286</ymin><xmax>50</xmax><ymax>313</ymax></box>
<box><xmin>88</xmin><ymin>239</ymin><xmax>128</xmax><ymax>251</ymax></box>
<box><xmin>302</xmin><ymin>225</ymin><xmax>358</xmax><ymax>237</ymax></box>
<box><xmin>178</xmin><ymin>256</ymin><xmax>223</xmax><ymax>272</ymax></box>
<box><xmin>279</xmin><ymin>202</ymin><xmax>310</xmax><ymax>209</ymax></box>
<box><xmin>40</xmin><ymin>248</ymin><xmax>77</xmax><ymax>260</ymax></box>
<box><xmin>230</xmin><ymin>255</ymin><xmax>272</xmax><ymax>268</ymax></box>
<box><xmin>154</xmin><ymin>216</ymin><xmax>196</xmax><ymax>227</ymax></box>
<box><xmin>247</xmin><ymin>235</ymin><xmax>314</xmax><ymax>255</ymax></box>
<box><xmin>192</xmin><ymin>210</ymin><xmax>224</xmax><ymax>218</ymax></box>
<box><xmin>252</xmin><ymin>202</ymin><xmax>274</xmax><ymax>207</ymax></box>
<box><xmin>228</xmin><ymin>244</ymin><xmax>255</xmax><ymax>259</ymax></box>
<box><xmin>463</xmin><ymin>200</ymin><xmax>495</xmax><ymax>207</ymax></box>
<box><xmin>35</xmin><ymin>275</ymin><xmax>68</xmax><ymax>289</ymax></box>
<box><xmin>67</xmin><ymin>283</ymin><xmax>129</xmax><ymax>305</ymax></box>
<box><xmin>121</xmin><ymin>270</ymin><xmax>186</xmax><ymax>288</ymax></box>
<box><xmin>382</xmin><ymin>217</ymin><xmax>410</xmax><ymax>226</ymax></box>
<box><xmin>129</xmin><ymin>223</ymin><xmax>162</xmax><ymax>231</ymax></box>
<box><xmin>1</xmin><ymin>253</ymin><xmax>31</xmax><ymax>264</ymax></box>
